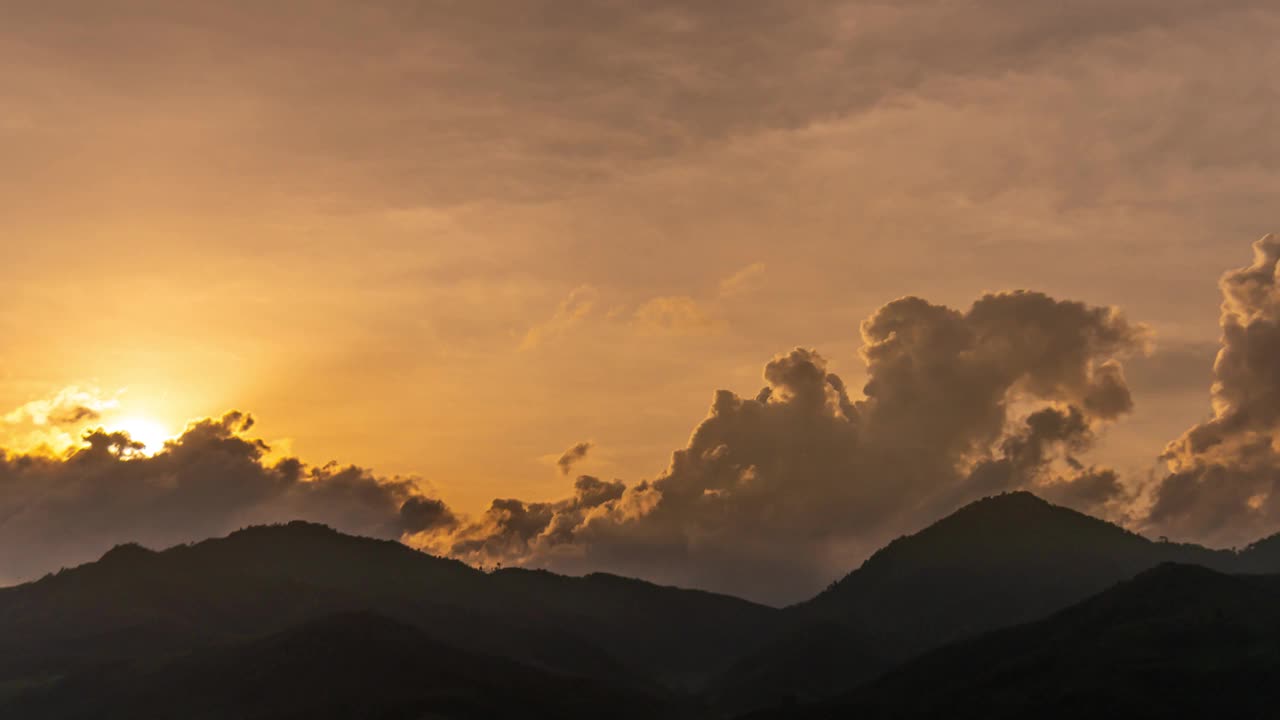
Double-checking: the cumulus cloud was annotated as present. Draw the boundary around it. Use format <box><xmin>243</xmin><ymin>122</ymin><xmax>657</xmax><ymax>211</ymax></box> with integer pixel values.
<box><xmin>1146</xmin><ymin>235</ymin><xmax>1280</xmax><ymax>545</ymax></box>
<box><xmin>428</xmin><ymin>475</ymin><xmax>626</xmax><ymax>566</ymax></box>
<box><xmin>0</xmin><ymin>411</ymin><xmax>451</xmax><ymax>585</ymax></box>
<box><xmin>399</xmin><ymin>496</ymin><xmax>459</xmax><ymax>534</ymax></box>
<box><xmin>422</xmin><ymin>289</ymin><xmax>1147</xmax><ymax>603</ymax></box>
<box><xmin>961</xmin><ymin>405</ymin><xmax>1131</xmax><ymax>519</ymax></box>
<box><xmin>11</xmin><ymin>237</ymin><xmax>1280</xmax><ymax>603</ymax></box>
<box><xmin>556</xmin><ymin>441</ymin><xmax>593</xmax><ymax>475</ymax></box>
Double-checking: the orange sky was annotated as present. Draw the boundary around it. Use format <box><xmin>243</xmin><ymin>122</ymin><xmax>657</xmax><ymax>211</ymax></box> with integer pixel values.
<box><xmin>2</xmin><ymin>1</ymin><xmax>1278</xmax><ymax>601</ymax></box>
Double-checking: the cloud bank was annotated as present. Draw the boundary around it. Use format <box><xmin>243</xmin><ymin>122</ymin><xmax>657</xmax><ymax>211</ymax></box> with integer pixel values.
<box><xmin>4</xmin><ymin>237</ymin><xmax>1279</xmax><ymax>604</ymax></box>
<box><xmin>0</xmin><ymin>412</ymin><xmax>449</xmax><ymax>585</ymax></box>
<box><xmin>422</xmin><ymin>289</ymin><xmax>1148</xmax><ymax>602</ymax></box>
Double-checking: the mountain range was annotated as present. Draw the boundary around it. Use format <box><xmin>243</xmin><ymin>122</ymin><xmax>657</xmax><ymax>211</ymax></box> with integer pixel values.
<box><xmin>4</xmin><ymin>491</ymin><xmax>1278</xmax><ymax>718</ymax></box>
<box><xmin>749</xmin><ymin>563</ymin><xmax>1280</xmax><ymax>719</ymax></box>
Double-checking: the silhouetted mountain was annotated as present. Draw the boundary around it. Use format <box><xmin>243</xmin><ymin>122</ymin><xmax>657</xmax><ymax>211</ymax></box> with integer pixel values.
<box><xmin>1236</xmin><ymin>531</ymin><xmax>1280</xmax><ymax>571</ymax></box>
<box><xmin>9</xmin><ymin>496</ymin><xmax>1280</xmax><ymax>718</ymax></box>
<box><xmin>754</xmin><ymin>563</ymin><xmax>1280</xmax><ymax>719</ymax></box>
<box><xmin>488</xmin><ymin>567</ymin><xmax>778</xmax><ymax>688</ymax></box>
<box><xmin>4</xmin><ymin>610</ymin><xmax>679</xmax><ymax>720</ymax></box>
<box><xmin>711</xmin><ymin>492</ymin><xmax>1242</xmax><ymax>711</ymax></box>
<box><xmin>804</xmin><ymin>492</ymin><xmax>1234</xmax><ymax>645</ymax></box>
<box><xmin>0</xmin><ymin>520</ymin><xmax>778</xmax><ymax>700</ymax></box>
<box><xmin>707</xmin><ymin>620</ymin><xmax>885</xmax><ymax>716</ymax></box>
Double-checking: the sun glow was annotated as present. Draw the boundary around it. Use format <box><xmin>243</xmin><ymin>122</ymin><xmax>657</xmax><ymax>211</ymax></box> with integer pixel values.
<box><xmin>110</xmin><ymin>417</ymin><xmax>173</xmax><ymax>455</ymax></box>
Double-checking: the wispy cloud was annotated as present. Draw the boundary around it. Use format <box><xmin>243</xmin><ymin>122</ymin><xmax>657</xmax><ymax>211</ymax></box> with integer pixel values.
<box><xmin>556</xmin><ymin>441</ymin><xmax>593</xmax><ymax>475</ymax></box>
<box><xmin>633</xmin><ymin>295</ymin><xmax>721</xmax><ymax>336</ymax></box>
<box><xmin>1</xmin><ymin>386</ymin><xmax>122</xmax><ymax>454</ymax></box>
<box><xmin>520</xmin><ymin>285</ymin><xmax>598</xmax><ymax>350</ymax></box>
<box><xmin>719</xmin><ymin>262</ymin><xmax>767</xmax><ymax>298</ymax></box>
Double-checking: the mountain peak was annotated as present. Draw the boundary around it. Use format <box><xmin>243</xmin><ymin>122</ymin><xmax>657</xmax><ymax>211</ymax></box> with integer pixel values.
<box><xmin>935</xmin><ymin>490</ymin><xmax>1088</xmax><ymax>528</ymax></box>
<box><xmin>961</xmin><ymin>489</ymin><xmax>1050</xmax><ymax>509</ymax></box>
<box><xmin>224</xmin><ymin>520</ymin><xmax>346</xmax><ymax>540</ymax></box>
<box><xmin>98</xmin><ymin>541</ymin><xmax>157</xmax><ymax>565</ymax></box>
<box><xmin>848</xmin><ymin>492</ymin><xmax>1147</xmax><ymax>579</ymax></box>
<box><xmin>1122</xmin><ymin>561</ymin><xmax>1239</xmax><ymax>597</ymax></box>
<box><xmin>798</xmin><ymin>492</ymin><xmax>1169</xmax><ymax>647</ymax></box>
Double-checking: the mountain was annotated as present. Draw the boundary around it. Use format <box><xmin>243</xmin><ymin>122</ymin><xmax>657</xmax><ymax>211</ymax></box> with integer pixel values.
<box><xmin>0</xmin><ymin>521</ymin><xmax>779</xmax><ymax>699</ymax></box>
<box><xmin>487</xmin><ymin>567</ymin><xmax>780</xmax><ymax>689</ymax></box>
<box><xmin>709</xmin><ymin>492</ymin><xmax>1242</xmax><ymax>711</ymax></box>
<box><xmin>3</xmin><ymin>610</ymin><xmax>679</xmax><ymax>720</ymax></box>
<box><xmin>8</xmin><ymin>494</ymin><xmax>1280</xmax><ymax>718</ymax></box>
<box><xmin>756</xmin><ymin>563</ymin><xmax>1280</xmax><ymax>719</ymax></box>
<box><xmin>800</xmin><ymin>492</ymin><xmax>1234</xmax><ymax>648</ymax></box>
<box><xmin>706</xmin><ymin>620</ymin><xmax>886</xmax><ymax>715</ymax></box>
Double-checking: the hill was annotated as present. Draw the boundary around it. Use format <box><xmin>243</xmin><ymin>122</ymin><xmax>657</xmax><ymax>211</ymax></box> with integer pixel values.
<box><xmin>9</xmin><ymin>494</ymin><xmax>1280</xmax><ymax>717</ymax></box>
<box><xmin>3</xmin><ymin>610</ymin><xmax>680</xmax><ymax>720</ymax></box>
<box><xmin>0</xmin><ymin>520</ymin><xmax>779</xmax><ymax>697</ymax></box>
<box><xmin>757</xmin><ymin>563</ymin><xmax>1280</xmax><ymax>718</ymax></box>
<box><xmin>802</xmin><ymin>492</ymin><xmax>1233</xmax><ymax>647</ymax></box>
<box><xmin>711</xmin><ymin>492</ymin><xmax>1241</xmax><ymax>711</ymax></box>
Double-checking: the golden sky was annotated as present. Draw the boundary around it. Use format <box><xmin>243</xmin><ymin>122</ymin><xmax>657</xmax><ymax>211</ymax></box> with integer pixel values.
<box><xmin>2</xmin><ymin>1</ymin><xmax>1278</xmax><ymax>602</ymax></box>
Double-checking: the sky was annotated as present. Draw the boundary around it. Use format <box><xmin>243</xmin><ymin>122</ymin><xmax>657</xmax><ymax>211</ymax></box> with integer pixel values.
<box><xmin>1</xmin><ymin>0</ymin><xmax>1278</xmax><ymax>604</ymax></box>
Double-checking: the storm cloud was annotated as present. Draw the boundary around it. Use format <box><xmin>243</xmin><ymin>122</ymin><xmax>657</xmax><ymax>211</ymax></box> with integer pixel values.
<box><xmin>425</xmin><ymin>290</ymin><xmax>1147</xmax><ymax>603</ymax></box>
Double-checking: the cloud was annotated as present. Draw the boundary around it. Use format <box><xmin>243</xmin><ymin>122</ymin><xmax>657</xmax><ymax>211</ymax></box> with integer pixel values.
<box><xmin>633</xmin><ymin>295</ymin><xmax>719</xmax><ymax>335</ymax></box>
<box><xmin>2</xmin><ymin>386</ymin><xmax>119</xmax><ymax>428</ymax></box>
<box><xmin>432</xmin><ymin>475</ymin><xmax>626</xmax><ymax>565</ymax></box>
<box><xmin>425</xmin><ymin>288</ymin><xmax>1147</xmax><ymax>603</ymax></box>
<box><xmin>2</xmin><ymin>237</ymin><xmax>1274</xmax><ymax>604</ymax></box>
<box><xmin>0</xmin><ymin>411</ymin><xmax>452</xmax><ymax>585</ymax></box>
<box><xmin>520</xmin><ymin>285</ymin><xmax>598</xmax><ymax>350</ymax></box>
<box><xmin>961</xmin><ymin>405</ymin><xmax>1131</xmax><ymax>518</ymax></box>
<box><xmin>719</xmin><ymin>262</ymin><xmax>767</xmax><ymax>298</ymax></box>
<box><xmin>556</xmin><ymin>441</ymin><xmax>593</xmax><ymax>475</ymax></box>
<box><xmin>399</xmin><ymin>496</ymin><xmax>459</xmax><ymax>534</ymax></box>
<box><xmin>11</xmin><ymin>0</ymin><xmax>1272</xmax><ymax>214</ymax></box>
<box><xmin>1146</xmin><ymin>235</ymin><xmax>1280</xmax><ymax>545</ymax></box>
<box><xmin>628</xmin><ymin>264</ymin><xmax>762</xmax><ymax>338</ymax></box>
<box><xmin>1</xmin><ymin>386</ymin><xmax>122</xmax><ymax>454</ymax></box>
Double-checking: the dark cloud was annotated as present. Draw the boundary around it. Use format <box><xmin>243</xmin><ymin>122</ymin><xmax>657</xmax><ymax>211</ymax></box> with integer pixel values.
<box><xmin>556</xmin><ymin>441</ymin><xmax>593</xmax><ymax>475</ymax></box>
<box><xmin>45</xmin><ymin>405</ymin><xmax>102</xmax><ymax>425</ymax></box>
<box><xmin>399</xmin><ymin>497</ymin><xmax>457</xmax><ymax>534</ymax></box>
<box><xmin>962</xmin><ymin>406</ymin><xmax>1129</xmax><ymax>517</ymax></box>
<box><xmin>7</xmin><ymin>236</ymin><xmax>1277</xmax><ymax>602</ymax></box>
<box><xmin>6</xmin><ymin>0</ymin><xmax>1274</xmax><ymax>212</ymax></box>
<box><xmin>437</xmin><ymin>475</ymin><xmax>625</xmax><ymax>562</ymax></box>
<box><xmin>426</xmin><ymin>290</ymin><xmax>1146</xmax><ymax>603</ymax></box>
<box><xmin>0</xmin><ymin>411</ymin><xmax>451</xmax><ymax>585</ymax></box>
<box><xmin>1039</xmin><ymin>468</ymin><xmax>1129</xmax><ymax>518</ymax></box>
<box><xmin>963</xmin><ymin>407</ymin><xmax>1093</xmax><ymax>495</ymax></box>
<box><xmin>1147</xmin><ymin>235</ymin><xmax>1280</xmax><ymax>544</ymax></box>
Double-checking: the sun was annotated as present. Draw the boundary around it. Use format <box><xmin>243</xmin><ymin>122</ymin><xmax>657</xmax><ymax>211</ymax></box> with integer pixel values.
<box><xmin>110</xmin><ymin>417</ymin><xmax>173</xmax><ymax>455</ymax></box>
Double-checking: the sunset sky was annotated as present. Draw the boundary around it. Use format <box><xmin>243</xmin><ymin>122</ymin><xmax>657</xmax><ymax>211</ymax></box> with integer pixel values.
<box><xmin>3</xmin><ymin>1</ymin><xmax>1278</xmax><ymax>603</ymax></box>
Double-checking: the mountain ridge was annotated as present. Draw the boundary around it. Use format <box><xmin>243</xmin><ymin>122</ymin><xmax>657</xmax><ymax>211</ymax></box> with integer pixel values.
<box><xmin>708</xmin><ymin>491</ymin><xmax>1263</xmax><ymax>711</ymax></box>
<box><xmin>756</xmin><ymin>562</ymin><xmax>1280</xmax><ymax>718</ymax></box>
<box><xmin>7</xmin><ymin>492</ymin><xmax>1280</xmax><ymax>718</ymax></box>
